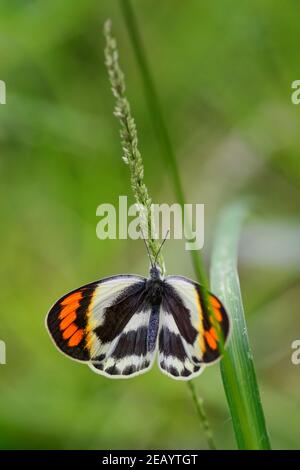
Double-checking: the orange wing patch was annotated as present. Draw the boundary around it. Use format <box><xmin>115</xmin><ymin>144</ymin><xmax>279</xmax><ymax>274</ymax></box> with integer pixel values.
<box><xmin>209</xmin><ymin>294</ymin><xmax>223</xmax><ymax>323</ymax></box>
<box><xmin>198</xmin><ymin>291</ymin><xmax>230</xmax><ymax>364</ymax></box>
<box><xmin>47</xmin><ymin>283</ymin><xmax>99</xmax><ymax>361</ymax></box>
<box><xmin>56</xmin><ymin>291</ymin><xmax>87</xmax><ymax>349</ymax></box>
<box><xmin>61</xmin><ymin>291</ymin><xmax>83</xmax><ymax>305</ymax></box>
<box><xmin>204</xmin><ymin>327</ymin><xmax>218</xmax><ymax>350</ymax></box>
<box><xmin>195</xmin><ymin>291</ymin><xmax>225</xmax><ymax>356</ymax></box>
<box><xmin>68</xmin><ymin>329</ymin><xmax>84</xmax><ymax>347</ymax></box>
<box><xmin>59</xmin><ymin>311</ymin><xmax>76</xmax><ymax>330</ymax></box>
<box><xmin>62</xmin><ymin>323</ymin><xmax>78</xmax><ymax>340</ymax></box>
<box><xmin>204</xmin><ymin>295</ymin><xmax>224</xmax><ymax>350</ymax></box>
<box><xmin>59</xmin><ymin>301</ymin><xmax>81</xmax><ymax>319</ymax></box>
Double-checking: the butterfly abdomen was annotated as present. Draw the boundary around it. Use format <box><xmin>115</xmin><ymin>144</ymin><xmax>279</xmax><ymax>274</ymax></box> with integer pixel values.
<box><xmin>147</xmin><ymin>305</ymin><xmax>160</xmax><ymax>352</ymax></box>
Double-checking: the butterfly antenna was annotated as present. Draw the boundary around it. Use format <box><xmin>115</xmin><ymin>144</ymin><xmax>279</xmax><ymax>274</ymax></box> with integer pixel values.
<box><xmin>140</xmin><ymin>226</ymin><xmax>154</xmax><ymax>267</ymax></box>
<box><xmin>154</xmin><ymin>229</ymin><xmax>170</xmax><ymax>265</ymax></box>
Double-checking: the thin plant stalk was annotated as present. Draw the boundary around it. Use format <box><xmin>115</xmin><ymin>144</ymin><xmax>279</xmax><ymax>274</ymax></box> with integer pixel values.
<box><xmin>119</xmin><ymin>0</ymin><xmax>221</xmax><ymax>448</ymax></box>
<box><xmin>119</xmin><ymin>0</ymin><xmax>218</xmax><ymax>347</ymax></box>
<box><xmin>119</xmin><ymin>0</ymin><xmax>208</xmax><ymax>288</ymax></box>
<box><xmin>103</xmin><ymin>19</ymin><xmax>164</xmax><ymax>273</ymax></box>
<box><xmin>187</xmin><ymin>381</ymin><xmax>216</xmax><ymax>450</ymax></box>
<box><xmin>103</xmin><ymin>19</ymin><xmax>216</xmax><ymax>450</ymax></box>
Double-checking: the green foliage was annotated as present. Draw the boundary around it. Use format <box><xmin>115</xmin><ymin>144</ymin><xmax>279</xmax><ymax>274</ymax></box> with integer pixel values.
<box><xmin>210</xmin><ymin>203</ymin><xmax>270</xmax><ymax>449</ymax></box>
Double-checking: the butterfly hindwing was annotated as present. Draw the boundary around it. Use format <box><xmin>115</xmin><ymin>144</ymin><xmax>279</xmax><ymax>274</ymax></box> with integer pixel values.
<box><xmin>158</xmin><ymin>276</ymin><xmax>230</xmax><ymax>380</ymax></box>
<box><xmin>90</xmin><ymin>304</ymin><xmax>157</xmax><ymax>378</ymax></box>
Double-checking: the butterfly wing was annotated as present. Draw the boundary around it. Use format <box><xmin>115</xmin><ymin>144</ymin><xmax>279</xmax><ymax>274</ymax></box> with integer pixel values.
<box><xmin>159</xmin><ymin>275</ymin><xmax>230</xmax><ymax>380</ymax></box>
<box><xmin>46</xmin><ymin>274</ymin><xmax>157</xmax><ymax>378</ymax></box>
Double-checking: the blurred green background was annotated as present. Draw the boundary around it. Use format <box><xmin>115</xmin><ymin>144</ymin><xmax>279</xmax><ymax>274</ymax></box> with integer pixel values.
<box><xmin>1</xmin><ymin>0</ymin><xmax>300</xmax><ymax>450</ymax></box>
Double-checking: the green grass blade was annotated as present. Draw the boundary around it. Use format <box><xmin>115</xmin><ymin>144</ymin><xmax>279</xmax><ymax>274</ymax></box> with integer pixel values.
<box><xmin>210</xmin><ymin>202</ymin><xmax>271</xmax><ymax>450</ymax></box>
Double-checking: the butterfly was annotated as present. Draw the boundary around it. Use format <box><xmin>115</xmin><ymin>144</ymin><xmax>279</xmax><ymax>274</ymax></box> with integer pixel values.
<box><xmin>46</xmin><ymin>238</ymin><xmax>230</xmax><ymax>380</ymax></box>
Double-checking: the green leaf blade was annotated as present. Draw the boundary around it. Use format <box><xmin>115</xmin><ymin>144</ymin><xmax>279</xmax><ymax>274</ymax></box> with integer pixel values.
<box><xmin>210</xmin><ymin>202</ymin><xmax>271</xmax><ymax>450</ymax></box>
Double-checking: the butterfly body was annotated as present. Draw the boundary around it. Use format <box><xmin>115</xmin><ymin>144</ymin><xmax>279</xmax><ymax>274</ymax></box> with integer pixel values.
<box><xmin>46</xmin><ymin>265</ymin><xmax>230</xmax><ymax>380</ymax></box>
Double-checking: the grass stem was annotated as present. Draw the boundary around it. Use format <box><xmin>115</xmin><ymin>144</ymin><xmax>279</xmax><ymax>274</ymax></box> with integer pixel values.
<box><xmin>118</xmin><ymin>0</ymin><xmax>220</xmax><ymax>449</ymax></box>
<box><xmin>187</xmin><ymin>381</ymin><xmax>216</xmax><ymax>450</ymax></box>
<box><xmin>119</xmin><ymin>0</ymin><xmax>208</xmax><ymax>287</ymax></box>
<box><xmin>104</xmin><ymin>15</ymin><xmax>216</xmax><ymax>450</ymax></box>
<box><xmin>103</xmin><ymin>19</ymin><xmax>164</xmax><ymax>272</ymax></box>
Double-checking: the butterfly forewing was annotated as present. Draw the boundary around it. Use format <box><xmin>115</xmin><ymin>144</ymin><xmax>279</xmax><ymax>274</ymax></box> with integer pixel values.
<box><xmin>158</xmin><ymin>276</ymin><xmax>230</xmax><ymax>380</ymax></box>
<box><xmin>47</xmin><ymin>275</ymin><xmax>158</xmax><ymax>377</ymax></box>
<box><xmin>46</xmin><ymin>280</ymin><xmax>99</xmax><ymax>361</ymax></box>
